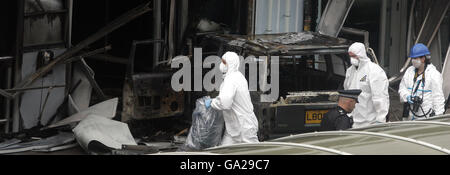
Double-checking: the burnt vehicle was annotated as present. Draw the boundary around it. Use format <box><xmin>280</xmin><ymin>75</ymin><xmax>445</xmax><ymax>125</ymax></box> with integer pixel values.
<box><xmin>198</xmin><ymin>31</ymin><xmax>354</xmax><ymax>140</ymax></box>
<box><xmin>121</xmin><ymin>39</ymin><xmax>185</xmax><ymax>122</ymax></box>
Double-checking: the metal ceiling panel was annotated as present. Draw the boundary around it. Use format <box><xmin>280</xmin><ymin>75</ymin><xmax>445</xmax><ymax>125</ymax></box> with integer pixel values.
<box><xmin>317</xmin><ymin>0</ymin><xmax>355</xmax><ymax>37</ymax></box>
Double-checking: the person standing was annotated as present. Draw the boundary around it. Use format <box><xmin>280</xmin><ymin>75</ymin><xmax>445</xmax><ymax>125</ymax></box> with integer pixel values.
<box><xmin>398</xmin><ymin>43</ymin><xmax>445</xmax><ymax>120</ymax></box>
<box><xmin>205</xmin><ymin>52</ymin><xmax>259</xmax><ymax>146</ymax></box>
<box><xmin>344</xmin><ymin>42</ymin><xmax>390</xmax><ymax>128</ymax></box>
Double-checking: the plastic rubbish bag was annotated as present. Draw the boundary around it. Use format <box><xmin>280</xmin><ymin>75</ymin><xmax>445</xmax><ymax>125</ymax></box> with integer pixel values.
<box><xmin>180</xmin><ymin>96</ymin><xmax>224</xmax><ymax>151</ymax></box>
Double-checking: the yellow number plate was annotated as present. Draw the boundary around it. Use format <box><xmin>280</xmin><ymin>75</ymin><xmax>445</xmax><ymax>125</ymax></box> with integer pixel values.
<box><xmin>305</xmin><ymin>110</ymin><xmax>329</xmax><ymax>124</ymax></box>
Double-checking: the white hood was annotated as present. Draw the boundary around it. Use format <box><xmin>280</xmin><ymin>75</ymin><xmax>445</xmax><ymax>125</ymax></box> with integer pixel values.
<box><xmin>348</xmin><ymin>42</ymin><xmax>370</xmax><ymax>62</ymax></box>
<box><xmin>222</xmin><ymin>52</ymin><xmax>240</xmax><ymax>76</ymax></box>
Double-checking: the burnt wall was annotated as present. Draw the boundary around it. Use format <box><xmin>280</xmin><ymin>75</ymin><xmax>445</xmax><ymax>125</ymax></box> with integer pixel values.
<box><xmin>72</xmin><ymin>0</ymin><xmax>153</xmax><ymax>90</ymax></box>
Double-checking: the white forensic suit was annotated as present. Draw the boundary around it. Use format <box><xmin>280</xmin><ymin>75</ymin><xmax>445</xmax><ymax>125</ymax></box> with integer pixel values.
<box><xmin>211</xmin><ymin>52</ymin><xmax>259</xmax><ymax>146</ymax></box>
<box><xmin>398</xmin><ymin>64</ymin><xmax>445</xmax><ymax>120</ymax></box>
<box><xmin>344</xmin><ymin>43</ymin><xmax>390</xmax><ymax>128</ymax></box>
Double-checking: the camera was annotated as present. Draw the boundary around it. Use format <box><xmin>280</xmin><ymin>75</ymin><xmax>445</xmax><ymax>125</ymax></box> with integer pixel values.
<box><xmin>411</xmin><ymin>96</ymin><xmax>423</xmax><ymax>113</ymax></box>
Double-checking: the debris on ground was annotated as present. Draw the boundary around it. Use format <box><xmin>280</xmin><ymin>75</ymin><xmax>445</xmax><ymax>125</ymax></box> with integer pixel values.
<box><xmin>45</xmin><ymin>98</ymin><xmax>119</xmax><ymax>129</ymax></box>
<box><xmin>280</xmin><ymin>91</ymin><xmax>339</xmax><ymax>104</ymax></box>
<box><xmin>73</xmin><ymin>115</ymin><xmax>137</xmax><ymax>155</ymax></box>
<box><xmin>0</xmin><ymin>132</ymin><xmax>75</xmax><ymax>154</ymax></box>
<box><xmin>272</xmin><ymin>33</ymin><xmax>315</xmax><ymax>45</ymax></box>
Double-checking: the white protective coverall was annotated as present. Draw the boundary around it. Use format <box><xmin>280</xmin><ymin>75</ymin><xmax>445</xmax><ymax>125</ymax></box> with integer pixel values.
<box><xmin>398</xmin><ymin>64</ymin><xmax>445</xmax><ymax>120</ymax></box>
<box><xmin>211</xmin><ymin>52</ymin><xmax>259</xmax><ymax>146</ymax></box>
<box><xmin>344</xmin><ymin>43</ymin><xmax>390</xmax><ymax>128</ymax></box>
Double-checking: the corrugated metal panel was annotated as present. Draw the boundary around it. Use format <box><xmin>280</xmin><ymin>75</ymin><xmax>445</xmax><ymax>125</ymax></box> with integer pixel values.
<box><xmin>352</xmin><ymin>121</ymin><xmax>450</xmax><ymax>151</ymax></box>
<box><xmin>273</xmin><ymin>131</ymin><xmax>449</xmax><ymax>155</ymax></box>
<box><xmin>255</xmin><ymin>0</ymin><xmax>304</xmax><ymax>34</ymax></box>
<box><xmin>163</xmin><ymin>116</ymin><xmax>450</xmax><ymax>155</ymax></box>
<box><xmin>206</xmin><ymin>142</ymin><xmax>348</xmax><ymax>155</ymax></box>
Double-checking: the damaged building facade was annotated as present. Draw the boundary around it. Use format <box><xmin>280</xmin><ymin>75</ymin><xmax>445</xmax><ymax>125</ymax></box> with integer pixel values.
<box><xmin>0</xmin><ymin>0</ymin><xmax>449</xmax><ymax>154</ymax></box>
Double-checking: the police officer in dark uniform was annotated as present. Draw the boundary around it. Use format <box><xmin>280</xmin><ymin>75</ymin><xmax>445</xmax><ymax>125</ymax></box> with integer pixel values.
<box><xmin>320</xmin><ymin>89</ymin><xmax>362</xmax><ymax>131</ymax></box>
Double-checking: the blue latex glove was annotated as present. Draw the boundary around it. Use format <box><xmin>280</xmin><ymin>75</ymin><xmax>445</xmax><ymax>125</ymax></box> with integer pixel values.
<box><xmin>205</xmin><ymin>99</ymin><xmax>212</xmax><ymax>109</ymax></box>
<box><xmin>407</xmin><ymin>95</ymin><xmax>414</xmax><ymax>104</ymax></box>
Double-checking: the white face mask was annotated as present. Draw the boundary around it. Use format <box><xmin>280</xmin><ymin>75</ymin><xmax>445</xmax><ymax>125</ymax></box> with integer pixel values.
<box><xmin>412</xmin><ymin>59</ymin><xmax>422</xmax><ymax>69</ymax></box>
<box><xmin>220</xmin><ymin>63</ymin><xmax>228</xmax><ymax>74</ymax></box>
<box><xmin>350</xmin><ymin>57</ymin><xmax>360</xmax><ymax>67</ymax></box>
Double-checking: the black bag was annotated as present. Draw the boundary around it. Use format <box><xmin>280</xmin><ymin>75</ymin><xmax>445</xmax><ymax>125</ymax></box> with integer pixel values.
<box><xmin>180</xmin><ymin>96</ymin><xmax>225</xmax><ymax>151</ymax></box>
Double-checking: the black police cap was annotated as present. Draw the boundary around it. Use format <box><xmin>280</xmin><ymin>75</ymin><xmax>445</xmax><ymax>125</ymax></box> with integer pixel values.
<box><xmin>338</xmin><ymin>89</ymin><xmax>362</xmax><ymax>102</ymax></box>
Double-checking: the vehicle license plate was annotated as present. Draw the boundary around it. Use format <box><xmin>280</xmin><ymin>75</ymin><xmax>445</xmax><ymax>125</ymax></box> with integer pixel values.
<box><xmin>305</xmin><ymin>110</ymin><xmax>329</xmax><ymax>124</ymax></box>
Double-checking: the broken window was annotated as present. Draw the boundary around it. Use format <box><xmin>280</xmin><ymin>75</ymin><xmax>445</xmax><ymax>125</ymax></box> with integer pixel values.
<box><xmin>300</xmin><ymin>55</ymin><xmax>326</xmax><ymax>72</ymax></box>
<box><xmin>277</xmin><ymin>53</ymin><xmax>347</xmax><ymax>96</ymax></box>
<box><xmin>314</xmin><ymin>55</ymin><xmax>327</xmax><ymax>72</ymax></box>
<box><xmin>23</xmin><ymin>0</ymin><xmax>69</xmax><ymax>48</ymax></box>
<box><xmin>331</xmin><ymin>54</ymin><xmax>347</xmax><ymax>76</ymax></box>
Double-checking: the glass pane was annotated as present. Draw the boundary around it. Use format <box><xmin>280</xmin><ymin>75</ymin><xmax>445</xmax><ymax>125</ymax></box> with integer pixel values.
<box><xmin>315</xmin><ymin>55</ymin><xmax>327</xmax><ymax>72</ymax></box>
<box><xmin>25</xmin><ymin>0</ymin><xmax>64</xmax><ymax>13</ymax></box>
<box><xmin>331</xmin><ymin>55</ymin><xmax>346</xmax><ymax>76</ymax></box>
<box><xmin>23</xmin><ymin>15</ymin><xmax>64</xmax><ymax>47</ymax></box>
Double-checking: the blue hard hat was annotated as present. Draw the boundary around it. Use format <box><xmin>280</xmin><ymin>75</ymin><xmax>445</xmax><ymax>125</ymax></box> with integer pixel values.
<box><xmin>410</xmin><ymin>43</ymin><xmax>430</xmax><ymax>58</ymax></box>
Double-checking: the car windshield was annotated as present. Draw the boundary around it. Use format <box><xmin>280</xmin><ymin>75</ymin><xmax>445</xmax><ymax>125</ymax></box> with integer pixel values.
<box><xmin>275</xmin><ymin>54</ymin><xmax>348</xmax><ymax>97</ymax></box>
